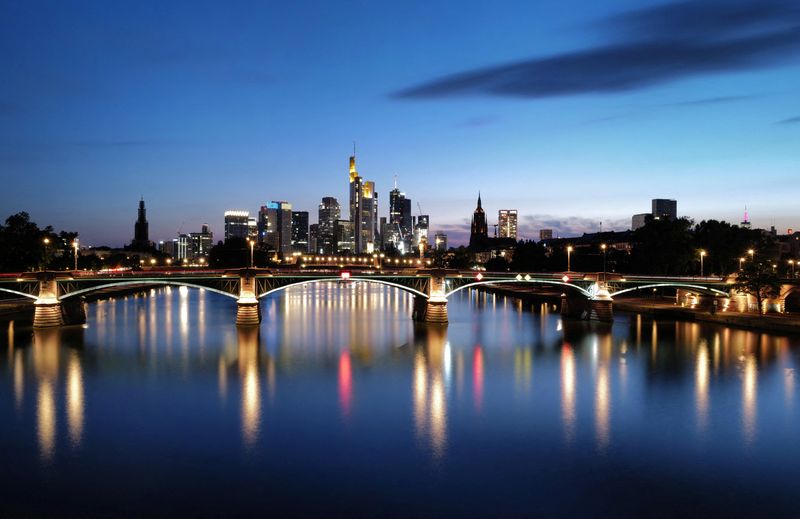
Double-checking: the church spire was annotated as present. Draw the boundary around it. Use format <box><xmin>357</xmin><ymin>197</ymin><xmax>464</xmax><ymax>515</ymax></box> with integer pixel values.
<box><xmin>477</xmin><ymin>191</ymin><xmax>482</xmax><ymax>209</ymax></box>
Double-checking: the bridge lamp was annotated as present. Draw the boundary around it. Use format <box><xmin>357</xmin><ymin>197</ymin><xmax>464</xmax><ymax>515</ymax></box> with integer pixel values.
<box><xmin>699</xmin><ymin>250</ymin><xmax>706</xmax><ymax>277</ymax></box>
<box><xmin>524</xmin><ymin>274</ymin><xmax>532</xmax><ymax>281</ymax></box>
<box><xmin>72</xmin><ymin>240</ymin><xmax>79</xmax><ymax>271</ymax></box>
<box><xmin>566</xmin><ymin>245</ymin><xmax>573</xmax><ymax>272</ymax></box>
<box><xmin>150</xmin><ymin>258</ymin><xmax>156</xmax><ymax>265</ymax></box>
<box><xmin>515</xmin><ymin>274</ymin><xmax>523</xmax><ymax>281</ymax></box>
<box><xmin>562</xmin><ymin>275</ymin><xmax>570</xmax><ymax>283</ymax></box>
<box><xmin>199</xmin><ymin>258</ymin><xmax>206</xmax><ymax>266</ymax></box>
<box><xmin>166</xmin><ymin>258</ymin><xmax>172</xmax><ymax>265</ymax></box>
<box><xmin>476</xmin><ymin>273</ymin><xmax>483</xmax><ymax>281</ymax></box>
<box><xmin>340</xmin><ymin>271</ymin><xmax>351</xmax><ymax>280</ymax></box>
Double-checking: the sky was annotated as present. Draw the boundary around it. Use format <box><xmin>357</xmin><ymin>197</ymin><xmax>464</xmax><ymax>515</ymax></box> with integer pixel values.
<box><xmin>1</xmin><ymin>0</ymin><xmax>799</xmax><ymax>247</ymax></box>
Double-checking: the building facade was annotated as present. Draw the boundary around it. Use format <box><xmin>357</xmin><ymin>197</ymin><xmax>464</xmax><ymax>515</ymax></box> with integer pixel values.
<box><xmin>291</xmin><ymin>211</ymin><xmax>309</xmax><ymax>253</ymax></box>
<box><xmin>498</xmin><ymin>209</ymin><xmax>518</xmax><ymax>239</ymax></box>
<box><xmin>224</xmin><ymin>211</ymin><xmax>250</xmax><ymax>241</ymax></box>
<box><xmin>318</xmin><ymin>196</ymin><xmax>340</xmax><ymax>255</ymax></box>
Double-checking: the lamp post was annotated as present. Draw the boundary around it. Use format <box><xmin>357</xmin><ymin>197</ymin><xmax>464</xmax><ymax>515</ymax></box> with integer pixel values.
<box><xmin>700</xmin><ymin>250</ymin><xmax>706</xmax><ymax>277</ymax></box>
<box><xmin>72</xmin><ymin>239</ymin><xmax>79</xmax><ymax>271</ymax></box>
<box><xmin>601</xmin><ymin>243</ymin><xmax>607</xmax><ymax>282</ymax></box>
<box><xmin>247</xmin><ymin>238</ymin><xmax>254</xmax><ymax>268</ymax></box>
<box><xmin>42</xmin><ymin>237</ymin><xmax>50</xmax><ymax>271</ymax></box>
<box><xmin>790</xmin><ymin>259</ymin><xmax>796</xmax><ymax>278</ymax></box>
<box><xmin>739</xmin><ymin>257</ymin><xmax>744</xmax><ymax>270</ymax></box>
<box><xmin>567</xmin><ymin>245</ymin><xmax>573</xmax><ymax>272</ymax></box>
<box><xmin>748</xmin><ymin>249</ymin><xmax>755</xmax><ymax>261</ymax></box>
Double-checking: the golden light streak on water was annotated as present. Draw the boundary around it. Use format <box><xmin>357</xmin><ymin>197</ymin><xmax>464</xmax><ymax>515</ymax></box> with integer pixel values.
<box><xmin>429</xmin><ymin>372</ymin><xmax>447</xmax><ymax>459</ymax></box>
<box><xmin>238</xmin><ymin>328</ymin><xmax>261</xmax><ymax>449</ymax></box>
<box><xmin>13</xmin><ymin>348</ymin><xmax>24</xmax><ymax>410</ymax></box>
<box><xmin>37</xmin><ymin>379</ymin><xmax>56</xmax><ymax>463</ymax></box>
<box><xmin>66</xmin><ymin>350</ymin><xmax>84</xmax><ymax>448</ymax></box>
<box><xmin>595</xmin><ymin>363</ymin><xmax>610</xmax><ymax>452</ymax></box>
<box><xmin>742</xmin><ymin>355</ymin><xmax>757</xmax><ymax>445</ymax></box>
<box><xmin>561</xmin><ymin>345</ymin><xmax>576</xmax><ymax>444</ymax></box>
<box><xmin>413</xmin><ymin>350</ymin><xmax>427</xmax><ymax>443</ymax></box>
<box><xmin>695</xmin><ymin>340</ymin><xmax>710</xmax><ymax>434</ymax></box>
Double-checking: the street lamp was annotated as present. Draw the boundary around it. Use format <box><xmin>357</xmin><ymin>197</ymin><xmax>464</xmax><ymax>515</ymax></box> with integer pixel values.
<box><xmin>567</xmin><ymin>245</ymin><xmax>573</xmax><ymax>272</ymax></box>
<box><xmin>790</xmin><ymin>259</ymin><xmax>795</xmax><ymax>277</ymax></box>
<box><xmin>699</xmin><ymin>250</ymin><xmax>706</xmax><ymax>277</ymax></box>
<box><xmin>600</xmin><ymin>244</ymin><xmax>607</xmax><ymax>282</ymax></box>
<box><xmin>247</xmin><ymin>238</ymin><xmax>255</xmax><ymax>268</ymax></box>
<box><xmin>748</xmin><ymin>249</ymin><xmax>755</xmax><ymax>260</ymax></box>
<box><xmin>739</xmin><ymin>257</ymin><xmax>744</xmax><ymax>270</ymax></box>
<box><xmin>42</xmin><ymin>237</ymin><xmax>50</xmax><ymax>271</ymax></box>
<box><xmin>72</xmin><ymin>239</ymin><xmax>79</xmax><ymax>271</ymax></box>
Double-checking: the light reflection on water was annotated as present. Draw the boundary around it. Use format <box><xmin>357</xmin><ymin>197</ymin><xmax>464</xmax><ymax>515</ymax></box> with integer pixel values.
<box><xmin>2</xmin><ymin>282</ymin><xmax>800</xmax><ymax>514</ymax></box>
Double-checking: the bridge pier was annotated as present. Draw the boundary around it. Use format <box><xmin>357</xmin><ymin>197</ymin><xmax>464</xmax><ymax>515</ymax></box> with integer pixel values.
<box><xmin>560</xmin><ymin>285</ymin><xmax>613</xmax><ymax>323</ymax></box>
<box><xmin>236</xmin><ymin>270</ymin><xmax>261</xmax><ymax>326</ymax></box>
<box><xmin>413</xmin><ymin>270</ymin><xmax>448</xmax><ymax>324</ymax></box>
<box><xmin>33</xmin><ymin>272</ymin><xmax>63</xmax><ymax>328</ymax></box>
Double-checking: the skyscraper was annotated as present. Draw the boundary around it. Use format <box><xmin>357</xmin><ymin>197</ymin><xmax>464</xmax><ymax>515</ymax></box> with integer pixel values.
<box><xmin>309</xmin><ymin>224</ymin><xmax>319</xmax><ymax>254</ymax></box>
<box><xmin>469</xmin><ymin>193</ymin><xmax>488</xmax><ymax>249</ymax></box>
<box><xmin>498</xmin><ymin>209</ymin><xmax>518</xmax><ymax>239</ymax></box>
<box><xmin>291</xmin><ymin>211</ymin><xmax>309</xmax><ymax>253</ymax></box>
<box><xmin>434</xmin><ymin>232</ymin><xmax>448</xmax><ymax>252</ymax></box>
<box><xmin>259</xmin><ymin>202</ymin><xmax>292</xmax><ymax>257</ymax></box>
<box><xmin>132</xmin><ymin>198</ymin><xmax>150</xmax><ymax>248</ymax></box>
<box><xmin>348</xmin><ymin>154</ymin><xmax>378</xmax><ymax>253</ymax></box>
<box><xmin>318</xmin><ymin>197</ymin><xmax>340</xmax><ymax>255</ymax></box>
<box><xmin>652</xmin><ymin>199</ymin><xmax>677</xmax><ymax>220</ymax></box>
<box><xmin>224</xmin><ymin>211</ymin><xmax>249</xmax><ymax>241</ymax></box>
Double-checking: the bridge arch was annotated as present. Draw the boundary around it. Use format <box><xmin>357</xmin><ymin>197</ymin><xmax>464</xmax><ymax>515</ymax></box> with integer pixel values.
<box><xmin>58</xmin><ymin>280</ymin><xmax>239</xmax><ymax>301</ymax></box>
<box><xmin>444</xmin><ymin>279</ymin><xmax>593</xmax><ymax>299</ymax></box>
<box><xmin>610</xmin><ymin>283</ymin><xmax>729</xmax><ymax>298</ymax></box>
<box><xmin>257</xmin><ymin>277</ymin><xmax>429</xmax><ymax>299</ymax></box>
<box><xmin>0</xmin><ymin>287</ymin><xmax>38</xmax><ymax>300</ymax></box>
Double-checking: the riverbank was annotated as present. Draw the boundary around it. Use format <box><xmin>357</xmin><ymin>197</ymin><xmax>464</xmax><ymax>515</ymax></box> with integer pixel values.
<box><xmin>482</xmin><ymin>284</ymin><xmax>800</xmax><ymax>335</ymax></box>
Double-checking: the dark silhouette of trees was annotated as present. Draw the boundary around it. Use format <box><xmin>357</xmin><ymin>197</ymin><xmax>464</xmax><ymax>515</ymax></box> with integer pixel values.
<box><xmin>629</xmin><ymin>217</ymin><xmax>695</xmax><ymax>275</ymax></box>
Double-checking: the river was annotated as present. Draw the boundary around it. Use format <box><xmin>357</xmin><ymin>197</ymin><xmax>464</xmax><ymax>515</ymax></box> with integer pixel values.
<box><xmin>2</xmin><ymin>283</ymin><xmax>800</xmax><ymax>516</ymax></box>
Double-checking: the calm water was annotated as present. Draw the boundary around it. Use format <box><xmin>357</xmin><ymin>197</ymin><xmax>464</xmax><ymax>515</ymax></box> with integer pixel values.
<box><xmin>2</xmin><ymin>283</ymin><xmax>800</xmax><ymax>516</ymax></box>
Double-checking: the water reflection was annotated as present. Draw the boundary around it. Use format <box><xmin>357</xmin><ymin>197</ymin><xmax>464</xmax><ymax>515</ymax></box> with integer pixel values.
<box><xmin>412</xmin><ymin>327</ymin><xmax>449</xmax><ymax>460</ymax></box>
<box><xmin>237</xmin><ymin>326</ymin><xmax>261</xmax><ymax>449</ymax></box>
<box><xmin>561</xmin><ymin>344</ymin><xmax>576</xmax><ymax>444</ymax></box>
<box><xmin>67</xmin><ymin>350</ymin><xmax>84</xmax><ymax>447</ymax></box>
<box><xmin>696</xmin><ymin>340</ymin><xmax>710</xmax><ymax>434</ymax></box>
<box><xmin>742</xmin><ymin>355</ymin><xmax>757</xmax><ymax>445</ymax></box>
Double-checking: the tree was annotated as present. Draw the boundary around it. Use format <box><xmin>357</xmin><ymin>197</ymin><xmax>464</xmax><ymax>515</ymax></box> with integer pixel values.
<box><xmin>630</xmin><ymin>217</ymin><xmax>695</xmax><ymax>275</ymax></box>
<box><xmin>734</xmin><ymin>261</ymin><xmax>781</xmax><ymax>315</ymax></box>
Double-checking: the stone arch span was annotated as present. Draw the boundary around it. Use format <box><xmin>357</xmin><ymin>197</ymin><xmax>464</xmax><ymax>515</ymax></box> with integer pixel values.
<box><xmin>257</xmin><ymin>277</ymin><xmax>429</xmax><ymax>299</ymax></box>
<box><xmin>58</xmin><ymin>280</ymin><xmax>239</xmax><ymax>301</ymax></box>
<box><xmin>444</xmin><ymin>279</ymin><xmax>594</xmax><ymax>299</ymax></box>
<box><xmin>610</xmin><ymin>283</ymin><xmax>729</xmax><ymax>298</ymax></box>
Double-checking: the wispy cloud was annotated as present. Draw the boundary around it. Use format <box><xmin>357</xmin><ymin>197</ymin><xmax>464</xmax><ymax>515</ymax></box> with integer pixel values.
<box><xmin>777</xmin><ymin>115</ymin><xmax>800</xmax><ymax>124</ymax></box>
<box><xmin>395</xmin><ymin>0</ymin><xmax>800</xmax><ymax>100</ymax></box>
<box><xmin>661</xmin><ymin>95</ymin><xmax>759</xmax><ymax>107</ymax></box>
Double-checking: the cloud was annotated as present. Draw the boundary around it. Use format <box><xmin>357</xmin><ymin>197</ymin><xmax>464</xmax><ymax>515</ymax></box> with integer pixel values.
<box><xmin>520</xmin><ymin>215</ymin><xmax>630</xmax><ymax>239</ymax></box>
<box><xmin>661</xmin><ymin>95</ymin><xmax>758</xmax><ymax>107</ymax></box>
<box><xmin>777</xmin><ymin>115</ymin><xmax>800</xmax><ymax>124</ymax></box>
<box><xmin>395</xmin><ymin>0</ymin><xmax>800</xmax><ymax>99</ymax></box>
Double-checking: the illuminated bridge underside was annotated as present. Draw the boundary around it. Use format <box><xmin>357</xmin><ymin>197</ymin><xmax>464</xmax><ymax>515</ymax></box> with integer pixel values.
<box><xmin>255</xmin><ymin>277</ymin><xmax>430</xmax><ymax>299</ymax></box>
<box><xmin>609</xmin><ymin>283</ymin><xmax>730</xmax><ymax>298</ymax></box>
<box><xmin>445</xmin><ymin>278</ymin><xmax>594</xmax><ymax>299</ymax></box>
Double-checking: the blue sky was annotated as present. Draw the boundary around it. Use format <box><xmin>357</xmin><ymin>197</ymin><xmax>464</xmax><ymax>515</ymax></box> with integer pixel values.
<box><xmin>1</xmin><ymin>0</ymin><xmax>798</xmax><ymax>246</ymax></box>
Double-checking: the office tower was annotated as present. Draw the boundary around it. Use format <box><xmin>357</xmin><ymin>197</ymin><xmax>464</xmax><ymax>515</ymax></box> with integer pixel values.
<box><xmin>291</xmin><ymin>211</ymin><xmax>309</xmax><ymax>253</ymax></box>
<box><xmin>176</xmin><ymin>234</ymin><xmax>189</xmax><ymax>260</ymax></box>
<box><xmin>469</xmin><ymin>193</ymin><xmax>488</xmax><ymax>249</ymax></box>
<box><xmin>379</xmin><ymin>217</ymin><xmax>388</xmax><ymax>249</ymax></box>
<box><xmin>414</xmin><ymin>215</ymin><xmax>429</xmax><ymax>248</ymax></box>
<box><xmin>631</xmin><ymin>213</ymin><xmax>648</xmax><ymax>230</ymax></box>
<box><xmin>498</xmin><ymin>209</ymin><xmax>518</xmax><ymax>239</ymax></box>
<box><xmin>539</xmin><ymin>229</ymin><xmax>553</xmax><ymax>241</ymax></box>
<box><xmin>132</xmin><ymin>198</ymin><xmax>150</xmax><ymax>248</ymax></box>
<box><xmin>247</xmin><ymin>217</ymin><xmax>258</xmax><ymax>241</ymax></box>
<box><xmin>652</xmin><ymin>199</ymin><xmax>677</xmax><ymax>220</ymax></box>
<box><xmin>224</xmin><ymin>211</ymin><xmax>250</xmax><ymax>240</ymax></box>
<box><xmin>335</xmin><ymin>220</ymin><xmax>354</xmax><ymax>254</ymax></box>
<box><xmin>318</xmin><ymin>196</ymin><xmax>341</xmax><ymax>255</ymax></box>
<box><xmin>188</xmin><ymin>224</ymin><xmax>213</xmax><ymax>261</ymax></box>
<box><xmin>258</xmin><ymin>202</ymin><xmax>292</xmax><ymax>257</ymax></box>
<box><xmin>309</xmin><ymin>224</ymin><xmax>319</xmax><ymax>254</ymax></box>
<box><xmin>434</xmin><ymin>232</ymin><xmax>448</xmax><ymax>252</ymax></box>
<box><xmin>348</xmin><ymin>154</ymin><xmax>378</xmax><ymax>253</ymax></box>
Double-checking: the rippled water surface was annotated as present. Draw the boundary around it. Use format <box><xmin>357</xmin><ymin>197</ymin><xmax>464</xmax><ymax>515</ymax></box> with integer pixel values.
<box><xmin>3</xmin><ymin>283</ymin><xmax>800</xmax><ymax>516</ymax></box>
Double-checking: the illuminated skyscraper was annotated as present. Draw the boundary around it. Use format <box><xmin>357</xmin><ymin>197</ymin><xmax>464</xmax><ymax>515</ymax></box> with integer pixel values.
<box><xmin>498</xmin><ymin>209</ymin><xmax>518</xmax><ymax>239</ymax></box>
<box><xmin>224</xmin><ymin>211</ymin><xmax>250</xmax><ymax>241</ymax></box>
<box><xmin>348</xmin><ymin>154</ymin><xmax>378</xmax><ymax>253</ymax></box>
<box><xmin>291</xmin><ymin>211</ymin><xmax>309</xmax><ymax>253</ymax></box>
<box><xmin>318</xmin><ymin>197</ymin><xmax>340</xmax><ymax>255</ymax></box>
<box><xmin>259</xmin><ymin>202</ymin><xmax>292</xmax><ymax>257</ymax></box>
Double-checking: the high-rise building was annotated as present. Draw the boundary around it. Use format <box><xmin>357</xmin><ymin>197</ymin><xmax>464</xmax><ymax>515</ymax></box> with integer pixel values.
<box><xmin>318</xmin><ymin>197</ymin><xmax>340</xmax><ymax>255</ymax></box>
<box><xmin>469</xmin><ymin>193</ymin><xmax>488</xmax><ymax>249</ymax></box>
<box><xmin>539</xmin><ymin>229</ymin><xmax>553</xmax><ymax>241</ymax></box>
<box><xmin>247</xmin><ymin>217</ymin><xmax>258</xmax><ymax>241</ymax></box>
<box><xmin>652</xmin><ymin>199</ymin><xmax>677</xmax><ymax>220</ymax></box>
<box><xmin>224</xmin><ymin>211</ymin><xmax>249</xmax><ymax>241</ymax></box>
<box><xmin>335</xmin><ymin>220</ymin><xmax>354</xmax><ymax>254</ymax></box>
<box><xmin>434</xmin><ymin>232</ymin><xmax>448</xmax><ymax>252</ymax></box>
<box><xmin>414</xmin><ymin>215</ymin><xmax>429</xmax><ymax>250</ymax></box>
<box><xmin>188</xmin><ymin>224</ymin><xmax>213</xmax><ymax>261</ymax></box>
<box><xmin>291</xmin><ymin>211</ymin><xmax>309</xmax><ymax>253</ymax></box>
<box><xmin>348</xmin><ymin>154</ymin><xmax>378</xmax><ymax>253</ymax></box>
<box><xmin>132</xmin><ymin>198</ymin><xmax>150</xmax><ymax>248</ymax></box>
<box><xmin>498</xmin><ymin>210</ymin><xmax>518</xmax><ymax>239</ymax></box>
<box><xmin>309</xmin><ymin>224</ymin><xmax>319</xmax><ymax>254</ymax></box>
<box><xmin>258</xmin><ymin>202</ymin><xmax>292</xmax><ymax>257</ymax></box>
<box><xmin>387</xmin><ymin>187</ymin><xmax>411</xmax><ymax>252</ymax></box>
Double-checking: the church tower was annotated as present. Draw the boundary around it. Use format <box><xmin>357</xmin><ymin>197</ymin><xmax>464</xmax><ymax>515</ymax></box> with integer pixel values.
<box><xmin>469</xmin><ymin>192</ymin><xmax>488</xmax><ymax>250</ymax></box>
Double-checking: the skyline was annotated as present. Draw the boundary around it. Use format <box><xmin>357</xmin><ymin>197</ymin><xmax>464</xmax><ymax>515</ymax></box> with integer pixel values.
<box><xmin>2</xmin><ymin>0</ymin><xmax>799</xmax><ymax>246</ymax></box>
